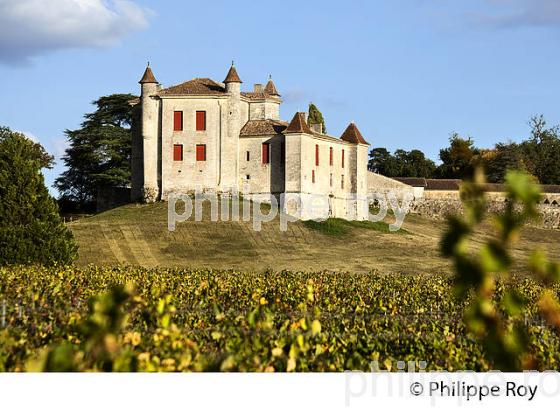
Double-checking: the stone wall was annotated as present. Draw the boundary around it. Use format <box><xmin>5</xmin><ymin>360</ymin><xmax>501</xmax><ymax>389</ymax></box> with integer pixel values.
<box><xmin>409</xmin><ymin>191</ymin><xmax>560</xmax><ymax>229</ymax></box>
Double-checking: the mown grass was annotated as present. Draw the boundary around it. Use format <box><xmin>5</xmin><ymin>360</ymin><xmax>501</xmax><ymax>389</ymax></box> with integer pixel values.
<box><xmin>303</xmin><ymin>218</ymin><xmax>409</xmax><ymax>236</ymax></box>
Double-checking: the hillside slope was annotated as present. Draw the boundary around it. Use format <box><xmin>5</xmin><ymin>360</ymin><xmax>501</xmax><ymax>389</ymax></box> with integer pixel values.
<box><xmin>69</xmin><ymin>201</ymin><xmax>560</xmax><ymax>273</ymax></box>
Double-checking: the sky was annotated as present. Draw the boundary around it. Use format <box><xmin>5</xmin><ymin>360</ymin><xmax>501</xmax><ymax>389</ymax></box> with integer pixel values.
<box><xmin>1</xmin><ymin>0</ymin><xmax>560</xmax><ymax>196</ymax></box>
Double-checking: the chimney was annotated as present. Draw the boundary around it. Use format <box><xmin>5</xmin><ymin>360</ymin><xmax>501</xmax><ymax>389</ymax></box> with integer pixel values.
<box><xmin>310</xmin><ymin>123</ymin><xmax>323</xmax><ymax>134</ymax></box>
<box><xmin>253</xmin><ymin>84</ymin><xmax>263</xmax><ymax>93</ymax></box>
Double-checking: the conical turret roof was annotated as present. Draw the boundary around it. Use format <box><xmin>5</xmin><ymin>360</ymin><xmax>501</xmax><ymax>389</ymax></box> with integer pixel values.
<box><xmin>340</xmin><ymin>122</ymin><xmax>369</xmax><ymax>145</ymax></box>
<box><xmin>224</xmin><ymin>63</ymin><xmax>242</xmax><ymax>83</ymax></box>
<box><xmin>284</xmin><ymin>112</ymin><xmax>312</xmax><ymax>134</ymax></box>
<box><xmin>139</xmin><ymin>64</ymin><xmax>158</xmax><ymax>84</ymax></box>
<box><xmin>264</xmin><ymin>76</ymin><xmax>280</xmax><ymax>96</ymax></box>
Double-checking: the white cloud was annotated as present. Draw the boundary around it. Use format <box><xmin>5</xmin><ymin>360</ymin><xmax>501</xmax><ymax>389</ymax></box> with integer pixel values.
<box><xmin>472</xmin><ymin>0</ymin><xmax>560</xmax><ymax>29</ymax></box>
<box><xmin>0</xmin><ymin>0</ymin><xmax>151</xmax><ymax>65</ymax></box>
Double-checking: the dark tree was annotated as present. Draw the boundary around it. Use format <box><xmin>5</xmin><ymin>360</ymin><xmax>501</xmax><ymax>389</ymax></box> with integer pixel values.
<box><xmin>0</xmin><ymin>127</ymin><xmax>77</xmax><ymax>266</ymax></box>
<box><xmin>369</xmin><ymin>147</ymin><xmax>436</xmax><ymax>178</ymax></box>
<box><xmin>55</xmin><ymin>94</ymin><xmax>137</xmax><ymax>209</ymax></box>
<box><xmin>436</xmin><ymin>133</ymin><xmax>479</xmax><ymax>179</ymax></box>
<box><xmin>483</xmin><ymin>142</ymin><xmax>527</xmax><ymax>183</ymax></box>
<box><xmin>308</xmin><ymin>103</ymin><xmax>327</xmax><ymax>133</ymax></box>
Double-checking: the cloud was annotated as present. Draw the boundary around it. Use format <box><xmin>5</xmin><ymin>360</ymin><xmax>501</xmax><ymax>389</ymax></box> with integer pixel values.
<box><xmin>0</xmin><ymin>0</ymin><xmax>151</xmax><ymax>65</ymax></box>
<box><xmin>470</xmin><ymin>0</ymin><xmax>560</xmax><ymax>29</ymax></box>
<box><xmin>18</xmin><ymin>130</ymin><xmax>68</xmax><ymax>160</ymax></box>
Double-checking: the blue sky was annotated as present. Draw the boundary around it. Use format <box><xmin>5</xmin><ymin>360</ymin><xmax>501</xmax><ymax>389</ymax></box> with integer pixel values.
<box><xmin>1</xmin><ymin>0</ymin><xmax>560</xmax><ymax>195</ymax></box>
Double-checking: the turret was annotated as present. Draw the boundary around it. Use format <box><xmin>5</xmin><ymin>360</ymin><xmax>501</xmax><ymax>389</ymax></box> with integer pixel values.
<box><xmin>221</xmin><ymin>62</ymin><xmax>243</xmax><ymax>190</ymax></box>
<box><xmin>139</xmin><ymin>63</ymin><xmax>160</xmax><ymax>202</ymax></box>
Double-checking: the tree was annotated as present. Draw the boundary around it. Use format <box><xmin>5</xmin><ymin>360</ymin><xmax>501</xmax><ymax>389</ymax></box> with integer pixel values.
<box><xmin>436</xmin><ymin>133</ymin><xmax>479</xmax><ymax>179</ymax></box>
<box><xmin>0</xmin><ymin>126</ymin><xmax>77</xmax><ymax>266</ymax></box>
<box><xmin>307</xmin><ymin>103</ymin><xmax>326</xmax><ymax>133</ymax></box>
<box><xmin>483</xmin><ymin>142</ymin><xmax>527</xmax><ymax>183</ymax></box>
<box><xmin>369</xmin><ymin>147</ymin><xmax>436</xmax><ymax>178</ymax></box>
<box><xmin>520</xmin><ymin>115</ymin><xmax>560</xmax><ymax>185</ymax></box>
<box><xmin>55</xmin><ymin>94</ymin><xmax>137</xmax><ymax>209</ymax></box>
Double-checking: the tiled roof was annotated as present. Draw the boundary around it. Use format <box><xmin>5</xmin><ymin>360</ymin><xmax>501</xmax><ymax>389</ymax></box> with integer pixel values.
<box><xmin>393</xmin><ymin>177</ymin><xmax>427</xmax><ymax>187</ymax></box>
<box><xmin>284</xmin><ymin>112</ymin><xmax>312</xmax><ymax>134</ymax></box>
<box><xmin>139</xmin><ymin>66</ymin><xmax>157</xmax><ymax>84</ymax></box>
<box><xmin>240</xmin><ymin>119</ymin><xmax>288</xmax><ymax>136</ymax></box>
<box><xmin>264</xmin><ymin>78</ymin><xmax>280</xmax><ymax>96</ymax></box>
<box><xmin>224</xmin><ymin>65</ymin><xmax>242</xmax><ymax>83</ymax></box>
<box><xmin>340</xmin><ymin>122</ymin><xmax>369</xmax><ymax>145</ymax></box>
<box><xmin>158</xmin><ymin>78</ymin><xmax>226</xmax><ymax>96</ymax></box>
<box><xmin>241</xmin><ymin>92</ymin><xmax>267</xmax><ymax>100</ymax></box>
<box><xmin>425</xmin><ymin>179</ymin><xmax>462</xmax><ymax>190</ymax></box>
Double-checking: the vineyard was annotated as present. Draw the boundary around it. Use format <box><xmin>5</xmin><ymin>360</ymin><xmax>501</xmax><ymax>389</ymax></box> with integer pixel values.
<box><xmin>1</xmin><ymin>265</ymin><xmax>559</xmax><ymax>372</ymax></box>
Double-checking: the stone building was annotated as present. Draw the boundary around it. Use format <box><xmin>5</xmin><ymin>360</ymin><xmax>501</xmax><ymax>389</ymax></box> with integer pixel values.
<box><xmin>131</xmin><ymin>63</ymin><xmax>370</xmax><ymax>219</ymax></box>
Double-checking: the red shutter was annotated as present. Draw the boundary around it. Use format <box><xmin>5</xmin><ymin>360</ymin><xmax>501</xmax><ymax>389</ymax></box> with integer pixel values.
<box><xmin>312</xmin><ymin>170</ymin><xmax>315</xmax><ymax>183</ymax></box>
<box><xmin>196</xmin><ymin>144</ymin><xmax>206</xmax><ymax>161</ymax></box>
<box><xmin>196</xmin><ymin>111</ymin><xmax>206</xmax><ymax>131</ymax></box>
<box><xmin>315</xmin><ymin>144</ymin><xmax>319</xmax><ymax>166</ymax></box>
<box><xmin>173</xmin><ymin>111</ymin><xmax>183</xmax><ymax>131</ymax></box>
<box><xmin>329</xmin><ymin>147</ymin><xmax>333</xmax><ymax>166</ymax></box>
<box><xmin>173</xmin><ymin>144</ymin><xmax>183</xmax><ymax>161</ymax></box>
<box><xmin>342</xmin><ymin>149</ymin><xmax>345</xmax><ymax>168</ymax></box>
<box><xmin>262</xmin><ymin>143</ymin><xmax>270</xmax><ymax>164</ymax></box>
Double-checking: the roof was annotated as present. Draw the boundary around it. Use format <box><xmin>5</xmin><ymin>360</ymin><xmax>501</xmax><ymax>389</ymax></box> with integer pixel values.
<box><xmin>158</xmin><ymin>78</ymin><xmax>226</xmax><ymax>96</ymax></box>
<box><xmin>264</xmin><ymin>78</ymin><xmax>280</xmax><ymax>96</ymax></box>
<box><xmin>139</xmin><ymin>65</ymin><xmax>158</xmax><ymax>84</ymax></box>
<box><xmin>340</xmin><ymin>122</ymin><xmax>369</xmax><ymax>145</ymax></box>
<box><xmin>224</xmin><ymin>65</ymin><xmax>242</xmax><ymax>83</ymax></box>
<box><xmin>241</xmin><ymin>92</ymin><xmax>267</xmax><ymax>100</ymax></box>
<box><xmin>284</xmin><ymin>112</ymin><xmax>312</xmax><ymax>134</ymax></box>
<box><xmin>393</xmin><ymin>177</ymin><xmax>427</xmax><ymax>187</ymax></box>
<box><xmin>240</xmin><ymin>119</ymin><xmax>288</xmax><ymax>136</ymax></box>
<box><xmin>425</xmin><ymin>179</ymin><xmax>462</xmax><ymax>190</ymax></box>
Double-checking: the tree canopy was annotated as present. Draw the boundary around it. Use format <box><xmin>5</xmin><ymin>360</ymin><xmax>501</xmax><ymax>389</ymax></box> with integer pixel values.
<box><xmin>308</xmin><ymin>103</ymin><xmax>326</xmax><ymax>133</ymax></box>
<box><xmin>368</xmin><ymin>147</ymin><xmax>436</xmax><ymax>178</ymax></box>
<box><xmin>55</xmin><ymin>94</ymin><xmax>137</xmax><ymax>210</ymax></box>
<box><xmin>0</xmin><ymin>126</ymin><xmax>77</xmax><ymax>266</ymax></box>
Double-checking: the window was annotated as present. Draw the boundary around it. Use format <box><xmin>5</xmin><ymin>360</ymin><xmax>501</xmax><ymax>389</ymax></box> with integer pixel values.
<box><xmin>329</xmin><ymin>147</ymin><xmax>333</xmax><ymax>166</ymax></box>
<box><xmin>246</xmin><ymin>151</ymin><xmax>250</xmax><ymax>161</ymax></box>
<box><xmin>330</xmin><ymin>173</ymin><xmax>333</xmax><ymax>187</ymax></box>
<box><xmin>342</xmin><ymin>149</ymin><xmax>345</xmax><ymax>168</ymax></box>
<box><xmin>262</xmin><ymin>143</ymin><xmax>270</xmax><ymax>164</ymax></box>
<box><xmin>173</xmin><ymin>111</ymin><xmax>183</xmax><ymax>131</ymax></box>
<box><xmin>196</xmin><ymin>144</ymin><xmax>206</xmax><ymax>161</ymax></box>
<box><xmin>196</xmin><ymin>111</ymin><xmax>206</xmax><ymax>131</ymax></box>
<box><xmin>312</xmin><ymin>170</ymin><xmax>315</xmax><ymax>184</ymax></box>
<box><xmin>341</xmin><ymin>175</ymin><xmax>345</xmax><ymax>189</ymax></box>
<box><xmin>315</xmin><ymin>144</ymin><xmax>319</xmax><ymax>166</ymax></box>
<box><xmin>173</xmin><ymin>144</ymin><xmax>183</xmax><ymax>161</ymax></box>
<box><xmin>246</xmin><ymin>175</ymin><xmax>250</xmax><ymax>180</ymax></box>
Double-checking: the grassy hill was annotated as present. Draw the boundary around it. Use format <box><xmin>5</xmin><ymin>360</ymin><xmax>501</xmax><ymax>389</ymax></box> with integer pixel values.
<box><xmin>69</xmin><ymin>200</ymin><xmax>560</xmax><ymax>274</ymax></box>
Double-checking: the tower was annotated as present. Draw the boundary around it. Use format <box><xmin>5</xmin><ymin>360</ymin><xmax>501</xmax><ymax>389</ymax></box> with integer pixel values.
<box><xmin>139</xmin><ymin>63</ymin><xmax>159</xmax><ymax>202</ymax></box>
<box><xmin>221</xmin><ymin>62</ymin><xmax>242</xmax><ymax>190</ymax></box>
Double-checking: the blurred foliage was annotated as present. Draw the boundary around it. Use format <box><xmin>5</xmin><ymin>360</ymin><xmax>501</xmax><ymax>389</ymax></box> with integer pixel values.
<box><xmin>441</xmin><ymin>168</ymin><xmax>560</xmax><ymax>370</ymax></box>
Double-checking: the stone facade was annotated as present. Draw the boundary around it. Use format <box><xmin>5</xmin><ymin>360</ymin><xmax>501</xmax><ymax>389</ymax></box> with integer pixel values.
<box><xmin>131</xmin><ymin>63</ymin><xmax>370</xmax><ymax>220</ymax></box>
<box><xmin>409</xmin><ymin>190</ymin><xmax>560</xmax><ymax>229</ymax></box>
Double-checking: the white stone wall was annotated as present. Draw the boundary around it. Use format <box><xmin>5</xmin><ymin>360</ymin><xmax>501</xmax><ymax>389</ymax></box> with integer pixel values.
<box><xmin>247</xmin><ymin>100</ymin><xmax>280</xmax><ymax>121</ymax></box>
<box><xmin>283</xmin><ymin>133</ymin><xmax>367</xmax><ymax>220</ymax></box>
<box><xmin>140</xmin><ymin>83</ymin><xmax>160</xmax><ymax>202</ymax></box>
<box><xmin>238</xmin><ymin>134</ymin><xmax>285</xmax><ymax>194</ymax></box>
<box><xmin>159</xmin><ymin>96</ymin><xmax>226</xmax><ymax>198</ymax></box>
